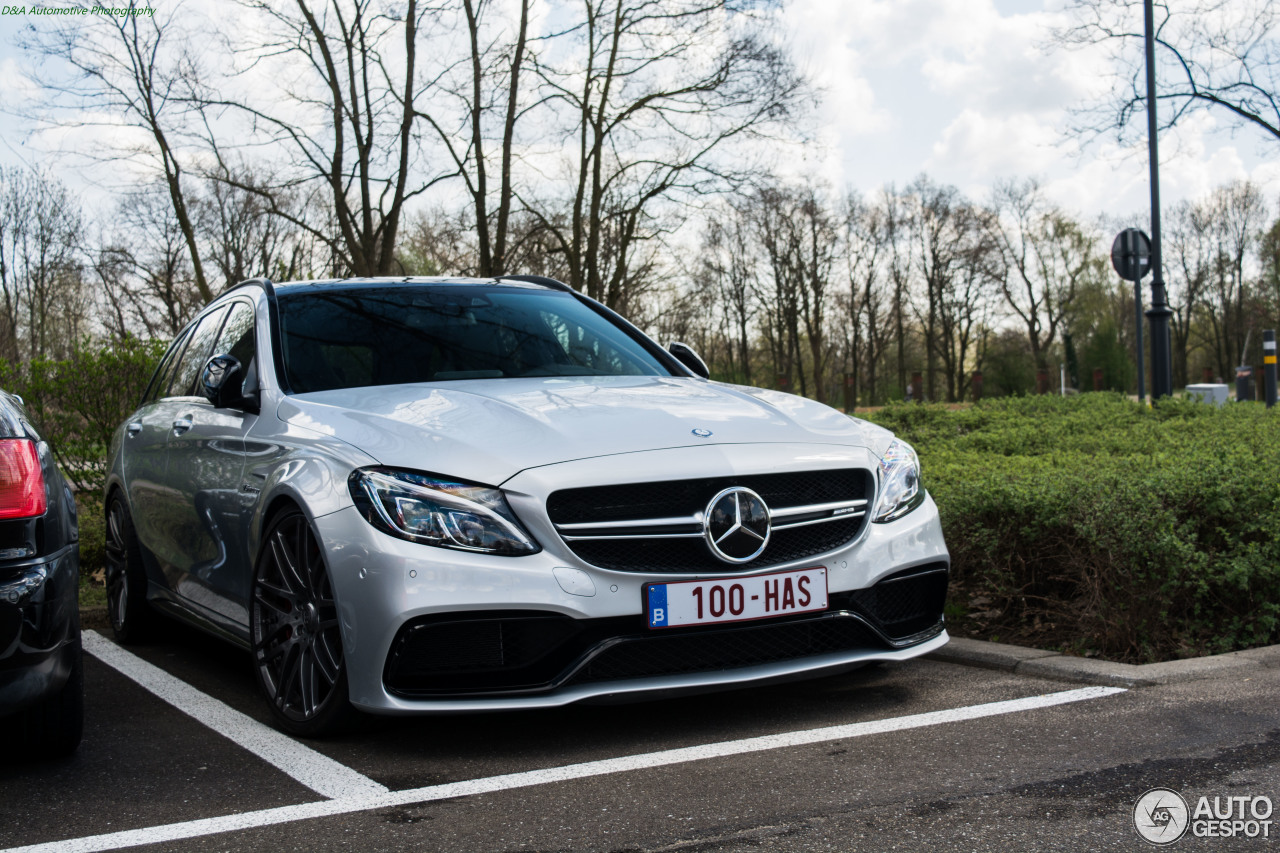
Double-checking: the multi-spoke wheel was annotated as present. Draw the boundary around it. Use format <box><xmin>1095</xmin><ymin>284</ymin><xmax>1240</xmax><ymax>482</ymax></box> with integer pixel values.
<box><xmin>251</xmin><ymin>508</ymin><xmax>354</xmax><ymax>737</ymax></box>
<box><xmin>104</xmin><ymin>493</ymin><xmax>154</xmax><ymax>644</ymax></box>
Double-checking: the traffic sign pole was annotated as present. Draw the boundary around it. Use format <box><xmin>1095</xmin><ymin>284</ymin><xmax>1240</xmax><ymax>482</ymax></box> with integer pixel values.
<box><xmin>1111</xmin><ymin>228</ymin><xmax>1152</xmax><ymax>403</ymax></box>
<box><xmin>1143</xmin><ymin>0</ymin><xmax>1175</xmax><ymax>399</ymax></box>
<box><xmin>1129</xmin><ymin>233</ymin><xmax>1146</xmax><ymax>403</ymax></box>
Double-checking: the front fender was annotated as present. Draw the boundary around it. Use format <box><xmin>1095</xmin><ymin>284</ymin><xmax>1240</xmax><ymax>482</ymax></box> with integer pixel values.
<box><xmin>245</xmin><ymin>440</ymin><xmax>378</xmax><ymax>567</ymax></box>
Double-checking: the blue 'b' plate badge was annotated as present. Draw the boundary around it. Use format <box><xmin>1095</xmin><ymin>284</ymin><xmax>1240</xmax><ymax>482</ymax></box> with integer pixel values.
<box><xmin>647</xmin><ymin>584</ymin><xmax>669</xmax><ymax>627</ymax></box>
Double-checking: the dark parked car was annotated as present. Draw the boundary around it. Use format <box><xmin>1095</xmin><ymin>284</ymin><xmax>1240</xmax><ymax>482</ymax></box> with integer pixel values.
<box><xmin>0</xmin><ymin>391</ymin><xmax>82</xmax><ymax>757</ymax></box>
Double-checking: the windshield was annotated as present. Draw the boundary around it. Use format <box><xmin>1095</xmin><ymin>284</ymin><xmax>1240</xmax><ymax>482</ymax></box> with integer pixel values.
<box><xmin>277</xmin><ymin>285</ymin><xmax>673</xmax><ymax>393</ymax></box>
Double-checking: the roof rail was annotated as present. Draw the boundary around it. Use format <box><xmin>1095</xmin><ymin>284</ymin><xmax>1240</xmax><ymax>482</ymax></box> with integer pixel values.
<box><xmin>495</xmin><ymin>274</ymin><xmax>573</xmax><ymax>293</ymax></box>
<box><xmin>222</xmin><ymin>276</ymin><xmax>276</xmax><ymax>296</ymax></box>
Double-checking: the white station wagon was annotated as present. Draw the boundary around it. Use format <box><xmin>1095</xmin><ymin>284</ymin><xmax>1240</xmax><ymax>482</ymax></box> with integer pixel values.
<box><xmin>105</xmin><ymin>275</ymin><xmax>950</xmax><ymax>735</ymax></box>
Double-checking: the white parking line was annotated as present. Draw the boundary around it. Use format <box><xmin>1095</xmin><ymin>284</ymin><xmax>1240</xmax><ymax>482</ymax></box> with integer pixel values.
<box><xmin>80</xmin><ymin>630</ymin><xmax>387</xmax><ymax>800</ymax></box>
<box><xmin>4</xmin><ymin>684</ymin><xmax>1125</xmax><ymax>853</ymax></box>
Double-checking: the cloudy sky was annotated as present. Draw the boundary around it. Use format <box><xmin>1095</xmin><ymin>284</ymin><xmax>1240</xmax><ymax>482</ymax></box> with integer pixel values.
<box><xmin>0</xmin><ymin>0</ymin><xmax>1276</xmax><ymax>223</ymax></box>
<box><xmin>776</xmin><ymin>0</ymin><xmax>1280</xmax><ymax>220</ymax></box>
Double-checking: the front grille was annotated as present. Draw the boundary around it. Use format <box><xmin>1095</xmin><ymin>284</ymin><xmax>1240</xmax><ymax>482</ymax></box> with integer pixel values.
<box><xmin>548</xmin><ymin>471</ymin><xmax>867</xmax><ymax>524</ymax></box>
<box><xmin>547</xmin><ymin>469</ymin><xmax>873</xmax><ymax>574</ymax></box>
<box><xmin>566</xmin><ymin>517</ymin><xmax>864</xmax><ymax>574</ymax></box>
<box><xmin>381</xmin><ymin>564</ymin><xmax>947</xmax><ymax>698</ymax></box>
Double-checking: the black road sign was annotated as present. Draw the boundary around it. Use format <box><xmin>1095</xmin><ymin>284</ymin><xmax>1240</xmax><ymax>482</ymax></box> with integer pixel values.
<box><xmin>1111</xmin><ymin>228</ymin><xmax>1152</xmax><ymax>281</ymax></box>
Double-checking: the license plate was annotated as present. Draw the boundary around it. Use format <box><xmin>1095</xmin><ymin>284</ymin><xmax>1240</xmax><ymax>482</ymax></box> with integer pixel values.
<box><xmin>645</xmin><ymin>567</ymin><xmax>828</xmax><ymax>629</ymax></box>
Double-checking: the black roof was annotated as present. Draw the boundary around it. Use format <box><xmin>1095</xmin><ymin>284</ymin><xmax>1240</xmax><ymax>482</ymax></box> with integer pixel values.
<box><xmin>226</xmin><ymin>274</ymin><xmax>572</xmax><ymax>297</ymax></box>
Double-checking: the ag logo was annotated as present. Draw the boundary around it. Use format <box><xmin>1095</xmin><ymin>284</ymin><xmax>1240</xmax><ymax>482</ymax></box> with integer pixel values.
<box><xmin>1134</xmin><ymin>788</ymin><xmax>1189</xmax><ymax>845</ymax></box>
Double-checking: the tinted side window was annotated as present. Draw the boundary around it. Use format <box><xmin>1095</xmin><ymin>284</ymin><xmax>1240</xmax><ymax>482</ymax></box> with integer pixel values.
<box><xmin>165</xmin><ymin>307</ymin><xmax>230</xmax><ymax>398</ymax></box>
<box><xmin>143</xmin><ymin>332</ymin><xmax>190</xmax><ymax>404</ymax></box>
<box><xmin>211</xmin><ymin>301</ymin><xmax>257</xmax><ymax>395</ymax></box>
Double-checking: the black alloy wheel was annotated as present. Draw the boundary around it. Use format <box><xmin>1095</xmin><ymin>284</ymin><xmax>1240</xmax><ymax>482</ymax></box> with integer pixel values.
<box><xmin>251</xmin><ymin>509</ymin><xmax>354</xmax><ymax>736</ymax></box>
<box><xmin>104</xmin><ymin>494</ymin><xmax>154</xmax><ymax>643</ymax></box>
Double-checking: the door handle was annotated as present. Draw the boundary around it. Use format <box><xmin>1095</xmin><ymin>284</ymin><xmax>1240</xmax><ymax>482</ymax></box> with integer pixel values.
<box><xmin>171</xmin><ymin>418</ymin><xmax>193</xmax><ymax>435</ymax></box>
<box><xmin>126</xmin><ymin>422</ymin><xmax>143</xmax><ymax>437</ymax></box>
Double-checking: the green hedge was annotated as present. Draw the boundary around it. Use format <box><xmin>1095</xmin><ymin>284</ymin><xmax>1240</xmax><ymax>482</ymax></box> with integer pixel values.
<box><xmin>0</xmin><ymin>338</ymin><xmax>167</xmax><ymax>497</ymax></box>
<box><xmin>0</xmin><ymin>339</ymin><xmax>167</xmax><ymax>580</ymax></box>
<box><xmin>867</xmin><ymin>394</ymin><xmax>1280</xmax><ymax>663</ymax></box>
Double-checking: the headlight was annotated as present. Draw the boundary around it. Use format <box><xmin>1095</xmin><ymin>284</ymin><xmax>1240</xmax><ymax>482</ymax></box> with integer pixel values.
<box><xmin>349</xmin><ymin>468</ymin><xmax>540</xmax><ymax>556</ymax></box>
<box><xmin>873</xmin><ymin>439</ymin><xmax>924</xmax><ymax>523</ymax></box>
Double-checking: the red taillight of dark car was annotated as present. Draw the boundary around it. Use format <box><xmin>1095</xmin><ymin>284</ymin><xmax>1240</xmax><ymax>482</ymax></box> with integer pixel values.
<box><xmin>0</xmin><ymin>439</ymin><xmax>47</xmax><ymax>519</ymax></box>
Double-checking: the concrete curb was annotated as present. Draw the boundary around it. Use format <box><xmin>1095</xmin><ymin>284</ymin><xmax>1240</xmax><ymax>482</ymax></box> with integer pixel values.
<box><xmin>926</xmin><ymin>636</ymin><xmax>1280</xmax><ymax>688</ymax></box>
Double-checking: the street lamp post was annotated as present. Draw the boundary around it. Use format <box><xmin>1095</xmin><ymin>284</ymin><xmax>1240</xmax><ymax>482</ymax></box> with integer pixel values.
<box><xmin>1143</xmin><ymin>0</ymin><xmax>1174</xmax><ymax>398</ymax></box>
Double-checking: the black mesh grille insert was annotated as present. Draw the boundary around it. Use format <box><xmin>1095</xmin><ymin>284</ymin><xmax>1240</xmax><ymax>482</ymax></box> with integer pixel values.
<box><xmin>840</xmin><ymin>563</ymin><xmax>949</xmax><ymax>639</ymax></box>
<box><xmin>548</xmin><ymin>469</ymin><xmax>872</xmax><ymax>574</ymax></box>
<box><xmin>568</xmin><ymin>616</ymin><xmax>883</xmax><ymax>685</ymax></box>
<box><xmin>384</xmin><ymin>613</ymin><xmax>587</xmax><ymax>693</ymax></box>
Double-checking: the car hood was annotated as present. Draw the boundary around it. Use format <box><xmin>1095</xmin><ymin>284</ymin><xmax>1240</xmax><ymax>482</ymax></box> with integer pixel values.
<box><xmin>277</xmin><ymin>376</ymin><xmax>892</xmax><ymax>486</ymax></box>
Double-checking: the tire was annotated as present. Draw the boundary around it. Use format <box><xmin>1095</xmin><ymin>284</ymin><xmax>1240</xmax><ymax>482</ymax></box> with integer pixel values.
<box><xmin>14</xmin><ymin>648</ymin><xmax>84</xmax><ymax>759</ymax></box>
<box><xmin>251</xmin><ymin>508</ymin><xmax>355</xmax><ymax>737</ymax></box>
<box><xmin>104</xmin><ymin>493</ymin><xmax>155</xmax><ymax>644</ymax></box>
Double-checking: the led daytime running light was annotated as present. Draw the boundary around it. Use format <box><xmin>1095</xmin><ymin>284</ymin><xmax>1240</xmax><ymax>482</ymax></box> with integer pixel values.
<box><xmin>873</xmin><ymin>439</ymin><xmax>923</xmax><ymax>523</ymax></box>
<box><xmin>351</xmin><ymin>468</ymin><xmax>539</xmax><ymax>555</ymax></box>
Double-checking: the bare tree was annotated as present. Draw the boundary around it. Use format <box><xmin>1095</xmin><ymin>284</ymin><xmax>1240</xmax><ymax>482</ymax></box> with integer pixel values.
<box><xmin>990</xmin><ymin>179</ymin><xmax>1092</xmax><ymax>372</ymax></box>
<box><xmin>700</xmin><ymin>203</ymin><xmax>758</xmax><ymax>384</ymax></box>
<box><xmin>102</xmin><ymin>185</ymin><xmax>205</xmax><ymax>337</ymax></box>
<box><xmin>1055</xmin><ymin>0</ymin><xmax>1280</xmax><ymax>145</ymax></box>
<box><xmin>1164</xmin><ymin>199</ymin><xmax>1214</xmax><ymax>385</ymax></box>
<box><xmin>1261</xmin><ymin>213</ymin><xmax>1280</xmax><ymax>322</ymax></box>
<box><xmin>845</xmin><ymin>194</ymin><xmax>893</xmax><ymax>406</ymax></box>
<box><xmin>793</xmin><ymin>190</ymin><xmax>840</xmax><ymax>404</ymax></box>
<box><xmin>1192</xmin><ymin>181</ymin><xmax>1269</xmax><ymax>376</ymax></box>
<box><xmin>197</xmin><ymin>169</ymin><xmax>314</xmax><ymax>286</ymax></box>
<box><xmin>529</xmin><ymin>0</ymin><xmax>808</xmax><ymax>308</ymax></box>
<box><xmin>881</xmin><ymin>186</ymin><xmax>914</xmax><ymax>399</ymax></box>
<box><xmin>21</xmin><ymin>6</ymin><xmax>215</xmax><ymax>304</ymax></box>
<box><xmin>0</xmin><ymin>169</ymin><xmax>87</xmax><ymax>361</ymax></box>
<box><xmin>907</xmin><ymin>177</ymin><xmax>1000</xmax><ymax>402</ymax></box>
<box><xmin>414</xmin><ymin>0</ymin><xmax>538</xmax><ymax>276</ymax></box>
<box><xmin>202</xmin><ymin>0</ymin><xmax>444</xmax><ymax>277</ymax></box>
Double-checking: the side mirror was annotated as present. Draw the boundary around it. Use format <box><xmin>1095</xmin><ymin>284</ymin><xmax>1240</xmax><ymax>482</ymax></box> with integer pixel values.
<box><xmin>667</xmin><ymin>342</ymin><xmax>710</xmax><ymax>379</ymax></box>
<box><xmin>201</xmin><ymin>354</ymin><xmax>259</xmax><ymax>413</ymax></box>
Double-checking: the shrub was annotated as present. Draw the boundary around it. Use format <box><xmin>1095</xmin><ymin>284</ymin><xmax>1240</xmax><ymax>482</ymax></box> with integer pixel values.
<box><xmin>0</xmin><ymin>338</ymin><xmax>167</xmax><ymax>496</ymax></box>
<box><xmin>77</xmin><ymin>494</ymin><xmax>107</xmax><ymax>580</ymax></box>
<box><xmin>866</xmin><ymin>394</ymin><xmax>1280</xmax><ymax>662</ymax></box>
<box><xmin>0</xmin><ymin>339</ymin><xmax>166</xmax><ymax>582</ymax></box>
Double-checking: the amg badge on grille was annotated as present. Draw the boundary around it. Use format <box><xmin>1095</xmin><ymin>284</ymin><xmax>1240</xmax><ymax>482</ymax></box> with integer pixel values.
<box><xmin>703</xmin><ymin>487</ymin><xmax>771</xmax><ymax>563</ymax></box>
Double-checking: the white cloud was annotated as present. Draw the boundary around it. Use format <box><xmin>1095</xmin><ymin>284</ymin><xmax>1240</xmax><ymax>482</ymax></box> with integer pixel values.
<box><xmin>779</xmin><ymin>0</ymin><xmax>1280</xmax><ymax>217</ymax></box>
<box><xmin>926</xmin><ymin>108</ymin><xmax>1067</xmax><ymax>182</ymax></box>
<box><xmin>782</xmin><ymin>0</ymin><xmax>893</xmax><ymax>139</ymax></box>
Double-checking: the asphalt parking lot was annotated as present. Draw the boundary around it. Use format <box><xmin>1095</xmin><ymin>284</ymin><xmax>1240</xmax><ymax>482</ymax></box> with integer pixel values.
<box><xmin>2</xmin><ymin>619</ymin><xmax>1278</xmax><ymax>853</ymax></box>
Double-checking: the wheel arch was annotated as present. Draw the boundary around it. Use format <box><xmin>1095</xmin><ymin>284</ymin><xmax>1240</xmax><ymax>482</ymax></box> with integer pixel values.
<box><xmin>250</xmin><ymin>489</ymin><xmax>309</xmax><ymax>566</ymax></box>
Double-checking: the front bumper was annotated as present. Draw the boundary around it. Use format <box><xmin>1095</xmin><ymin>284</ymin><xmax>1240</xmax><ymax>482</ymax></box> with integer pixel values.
<box><xmin>0</xmin><ymin>543</ymin><xmax>80</xmax><ymax>715</ymax></box>
<box><xmin>316</xmin><ymin>483</ymin><xmax>949</xmax><ymax>714</ymax></box>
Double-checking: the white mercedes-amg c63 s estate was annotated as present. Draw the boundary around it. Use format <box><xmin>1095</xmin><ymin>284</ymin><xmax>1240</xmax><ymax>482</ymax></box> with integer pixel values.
<box><xmin>105</xmin><ymin>275</ymin><xmax>950</xmax><ymax>735</ymax></box>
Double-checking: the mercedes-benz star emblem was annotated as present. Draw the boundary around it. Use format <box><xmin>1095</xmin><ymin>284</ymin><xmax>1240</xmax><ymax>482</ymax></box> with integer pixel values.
<box><xmin>703</xmin><ymin>487</ymin><xmax>771</xmax><ymax>563</ymax></box>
